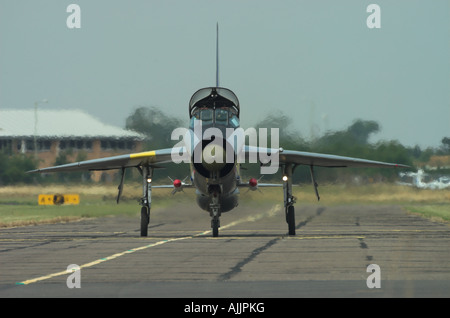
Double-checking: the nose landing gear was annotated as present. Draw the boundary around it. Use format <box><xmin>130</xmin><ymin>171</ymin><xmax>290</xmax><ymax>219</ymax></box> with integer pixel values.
<box><xmin>210</xmin><ymin>192</ymin><xmax>221</xmax><ymax>237</ymax></box>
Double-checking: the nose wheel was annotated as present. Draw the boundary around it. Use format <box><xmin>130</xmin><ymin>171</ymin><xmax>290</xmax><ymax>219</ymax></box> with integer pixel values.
<box><xmin>210</xmin><ymin>190</ymin><xmax>221</xmax><ymax>237</ymax></box>
<box><xmin>211</xmin><ymin>216</ymin><xmax>220</xmax><ymax>237</ymax></box>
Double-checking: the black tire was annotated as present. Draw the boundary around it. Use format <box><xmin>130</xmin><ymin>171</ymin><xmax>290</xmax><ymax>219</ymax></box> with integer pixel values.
<box><xmin>212</xmin><ymin>219</ymin><xmax>219</xmax><ymax>237</ymax></box>
<box><xmin>140</xmin><ymin>206</ymin><xmax>149</xmax><ymax>237</ymax></box>
<box><xmin>287</xmin><ymin>205</ymin><xmax>296</xmax><ymax>235</ymax></box>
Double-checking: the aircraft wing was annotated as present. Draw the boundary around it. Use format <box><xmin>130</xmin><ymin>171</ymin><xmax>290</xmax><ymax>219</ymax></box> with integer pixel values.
<box><xmin>244</xmin><ymin>146</ymin><xmax>409</xmax><ymax>168</ymax></box>
<box><xmin>29</xmin><ymin>147</ymin><xmax>188</xmax><ymax>173</ymax></box>
<box><xmin>278</xmin><ymin>149</ymin><xmax>408</xmax><ymax>168</ymax></box>
<box><xmin>29</xmin><ymin>144</ymin><xmax>408</xmax><ymax>174</ymax></box>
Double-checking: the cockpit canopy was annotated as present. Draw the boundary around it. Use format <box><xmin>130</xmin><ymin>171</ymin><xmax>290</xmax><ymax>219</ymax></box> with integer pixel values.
<box><xmin>189</xmin><ymin>87</ymin><xmax>239</xmax><ymax>117</ymax></box>
<box><xmin>189</xmin><ymin>87</ymin><xmax>240</xmax><ymax>129</ymax></box>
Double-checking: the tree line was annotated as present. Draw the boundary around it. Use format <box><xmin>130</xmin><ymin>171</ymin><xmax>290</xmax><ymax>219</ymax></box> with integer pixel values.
<box><xmin>1</xmin><ymin>106</ymin><xmax>448</xmax><ymax>185</ymax></box>
<box><xmin>123</xmin><ymin>107</ymin><xmax>449</xmax><ymax>184</ymax></box>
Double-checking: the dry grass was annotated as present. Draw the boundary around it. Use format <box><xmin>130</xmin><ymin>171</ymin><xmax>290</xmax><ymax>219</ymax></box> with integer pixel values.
<box><xmin>0</xmin><ymin>183</ymin><xmax>449</xmax><ymax>227</ymax></box>
<box><xmin>241</xmin><ymin>183</ymin><xmax>450</xmax><ymax>205</ymax></box>
<box><xmin>0</xmin><ymin>184</ymin><xmax>183</xmax><ymax>228</ymax></box>
<box><xmin>0</xmin><ymin>216</ymin><xmax>82</xmax><ymax>228</ymax></box>
<box><xmin>0</xmin><ymin>184</ymin><xmax>139</xmax><ymax>197</ymax></box>
<box><xmin>1</xmin><ymin>182</ymin><xmax>448</xmax><ymax>206</ymax></box>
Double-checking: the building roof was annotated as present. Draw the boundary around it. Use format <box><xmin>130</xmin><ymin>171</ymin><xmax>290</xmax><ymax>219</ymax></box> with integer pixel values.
<box><xmin>0</xmin><ymin>109</ymin><xmax>144</xmax><ymax>139</ymax></box>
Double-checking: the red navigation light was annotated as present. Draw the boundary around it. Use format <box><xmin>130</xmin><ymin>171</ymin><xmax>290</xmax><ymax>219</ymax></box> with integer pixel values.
<box><xmin>173</xmin><ymin>179</ymin><xmax>182</xmax><ymax>188</ymax></box>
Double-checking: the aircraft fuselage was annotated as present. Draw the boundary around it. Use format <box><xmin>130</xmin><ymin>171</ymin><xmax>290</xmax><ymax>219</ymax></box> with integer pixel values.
<box><xmin>187</xmin><ymin>87</ymin><xmax>242</xmax><ymax>214</ymax></box>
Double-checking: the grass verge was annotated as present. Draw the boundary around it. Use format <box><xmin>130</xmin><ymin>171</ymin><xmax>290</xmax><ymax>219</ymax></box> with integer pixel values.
<box><xmin>405</xmin><ymin>205</ymin><xmax>450</xmax><ymax>223</ymax></box>
<box><xmin>0</xmin><ymin>184</ymin><xmax>174</xmax><ymax>228</ymax></box>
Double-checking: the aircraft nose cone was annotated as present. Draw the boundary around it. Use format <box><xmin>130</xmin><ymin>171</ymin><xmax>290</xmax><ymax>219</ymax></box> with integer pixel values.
<box><xmin>202</xmin><ymin>143</ymin><xmax>226</xmax><ymax>171</ymax></box>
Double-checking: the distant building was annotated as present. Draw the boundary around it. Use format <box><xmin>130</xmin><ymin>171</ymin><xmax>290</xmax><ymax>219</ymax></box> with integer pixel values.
<box><xmin>0</xmin><ymin>109</ymin><xmax>145</xmax><ymax>181</ymax></box>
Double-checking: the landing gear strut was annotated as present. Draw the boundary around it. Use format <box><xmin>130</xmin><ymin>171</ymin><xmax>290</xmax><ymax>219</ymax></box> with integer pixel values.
<box><xmin>283</xmin><ymin>164</ymin><xmax>297</xmax><ymax>235</ymax></box>
<box><xmin>209</xmin><ymin>189</ymin><xmax>221</xmax><ymax>237</ymax></box>
<box><xmin>211</xmin><ymin>215</ymin><xmax>220</xmax><ymax>237</ymax></box>
<box><xmin>140</xmin><ymin>166</ymin><xmax>153</xmax><ymax>237</ymax></box>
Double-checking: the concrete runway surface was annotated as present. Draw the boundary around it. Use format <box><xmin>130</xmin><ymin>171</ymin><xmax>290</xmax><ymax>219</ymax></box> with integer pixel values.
<box><xmin>1</xmin><ymin>201</ymin><xmax>449</xmax><ymax>298</ymax></box>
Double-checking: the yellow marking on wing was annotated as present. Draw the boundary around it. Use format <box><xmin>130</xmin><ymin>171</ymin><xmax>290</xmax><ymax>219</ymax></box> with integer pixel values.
<box><xmin>129</xmin><ymin>151</ymin><xmax>156</xmax><ymax>160</ymax></box>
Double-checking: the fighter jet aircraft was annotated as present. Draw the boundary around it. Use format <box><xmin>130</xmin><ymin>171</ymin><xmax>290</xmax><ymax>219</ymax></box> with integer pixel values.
<box><xmin>29</xmin><ymin>25</ymin><xmax>408</xmax><ymax>237</ymax></box>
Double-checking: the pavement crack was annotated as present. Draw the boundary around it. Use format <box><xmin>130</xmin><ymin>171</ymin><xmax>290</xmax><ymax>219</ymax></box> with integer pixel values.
<box><xmin>358</xmin><ymin>238</ymin><xmax>368</xmax><ymax>249</ymax></box>
<box><xmin>296</xmin><ymin>216</ymin><xmax>313</xmax><ymax>229</ymax></box>
<box><xmin>219</xmin><ymin>238</ymin><xmax>280</xmax><ymax>281</ymax></box>
<box><xmin>358</xmin><ymin>237</ymin><xmax>374</xmax><ymax>264</ymax></box>
<box><xmin>295</xmin><ymin>207</ymin><xmax>326</xmax><ymax>230</ymax></box>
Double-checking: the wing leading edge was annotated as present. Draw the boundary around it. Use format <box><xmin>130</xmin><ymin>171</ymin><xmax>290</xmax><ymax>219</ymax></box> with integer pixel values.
<box><xmin>29</xmin><ymin>146</ymin><xmax>408</xmax><ymax>174</ymax></box>
<box><xmin>278</xmin><ymin>149</ymin><xmax>409</xmax><ymax>168</ymax></box>
<box><xmin>28</xmin><ymin>147</ymin><xmax>187</xmax><ymax>173</ymax></box>
<box><xmin>244</xmin><ymin>146</ymin><xmax>409</xmax><ymax>169</ymax></box>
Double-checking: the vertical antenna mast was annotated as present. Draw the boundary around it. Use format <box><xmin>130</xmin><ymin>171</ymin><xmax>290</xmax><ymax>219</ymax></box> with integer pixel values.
<box><xmin>216</xmin><ymin>22</ymin><xmax>219</xmax><ymax>87</ymax></box>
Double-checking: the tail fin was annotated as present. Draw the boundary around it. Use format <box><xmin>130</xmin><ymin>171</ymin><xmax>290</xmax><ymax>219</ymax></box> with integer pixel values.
<box><xmin>216</xmin><ymin>22</ymin><xmax>219</xmax><ymax>87</ymax></box>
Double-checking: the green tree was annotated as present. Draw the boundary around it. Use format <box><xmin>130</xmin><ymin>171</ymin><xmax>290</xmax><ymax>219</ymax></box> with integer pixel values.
<box><xmin>126</xmin><ymin>106</ymin><xmax>185</xmax><ymax>149</ymax></box>
<box><xmin>249</xmin><ymin>115</ymin><xmax>411</xmax><ymax>183</ymax></box>
<box><xmin>244</xmin><ymin>111</ymin><xmax>310</xmax><ymax>183</ymax></box>
<box><xmin>51</xmin><ymin>150</ymin><xmax>91</xmax><ymax>183</ymax></box>
<box><xmin>441</xmin><ymin>137</ymin><xmax>450</xmax><ymax>154</ymax></box>
<box><xmin>314</xmin><ymin>119</ymin><xmax>379</xmax><ymax>155</ymax></box>
<box><xmin>0</xmin><ymin>153</ymin><xmax>37</xmax><ymax>185</ymax></box>
<box><xmin>254</xmin><ymin>112</ymin><xmax>308</xmax><ymax>151</ymax></box>
<box><xmin>347</xmin><ymin>119</ymin><xmax>379</xmax><ymax>145</ymax></box>
<box><xmin>125</xmin><ymin>107</ymin><xmax>189</xmax><ymax>182</ymax></box>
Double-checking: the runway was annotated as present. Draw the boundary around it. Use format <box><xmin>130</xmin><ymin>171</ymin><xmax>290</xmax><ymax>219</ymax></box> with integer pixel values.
<box><xmin>1</xmin><ymin>201</ymin><xmax>449</xmax><ymax>298</ymax></box>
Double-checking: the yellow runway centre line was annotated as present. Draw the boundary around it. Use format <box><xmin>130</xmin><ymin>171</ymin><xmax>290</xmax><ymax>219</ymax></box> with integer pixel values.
<box><xmin>16</xmin><ymin>230</ymin><xmax>211</xmax><ymax>285</ymax></box>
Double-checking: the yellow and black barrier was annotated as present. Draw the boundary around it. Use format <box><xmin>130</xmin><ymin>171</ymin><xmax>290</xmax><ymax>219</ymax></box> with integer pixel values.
<box><xmin>38</xmin><ymin>194</ymin><xmax>80</xmax><ymax>205</ymax></box>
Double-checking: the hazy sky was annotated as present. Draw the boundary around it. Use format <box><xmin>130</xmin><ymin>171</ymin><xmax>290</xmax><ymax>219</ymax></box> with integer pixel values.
<box><xmin>1</xmin><ymin>0</ymin><xmax>449</xmax><ymax>148</ymax></box>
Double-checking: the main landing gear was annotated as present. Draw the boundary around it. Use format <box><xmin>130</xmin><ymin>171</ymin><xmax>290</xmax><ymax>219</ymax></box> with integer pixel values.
<box><xmin>282</xmin><ymin>164</ymin><xmax>320</xmax><ymax>236</ymax></box>
<box><xmin>283</xmin><ymin>164</ymin><xmax>297</xmax><ymax>236</ymax></box>
<box><xmin>140</xmin><ymin>166</ymin><xmax>152</xmax><ymax>237</ymax></box>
